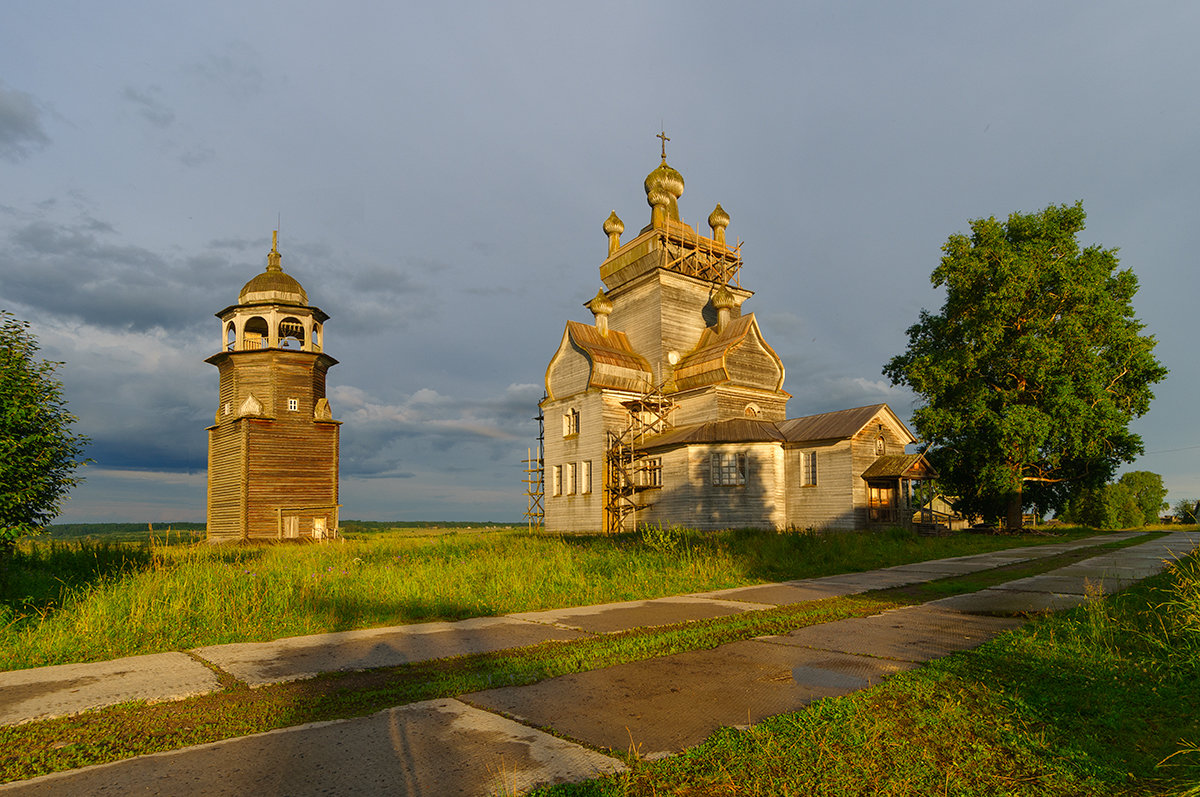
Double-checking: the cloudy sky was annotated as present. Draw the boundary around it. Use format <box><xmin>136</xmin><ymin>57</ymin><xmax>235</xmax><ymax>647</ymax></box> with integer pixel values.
<box><xmin>2</xmin><ymin>1</ymin><xmax>1197</xmax><ymax>523</ymax></box>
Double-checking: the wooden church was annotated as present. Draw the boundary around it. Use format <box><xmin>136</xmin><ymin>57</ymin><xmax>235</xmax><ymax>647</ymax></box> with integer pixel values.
<box><xmin>540</xmin><ymin>140</ymin><xmax>935</xmax><ymax>533</ymax></box>
<box><xmin>205</xmin><ymin>233</ymin><xmax>341</xmax><ymax>542</ymax></box>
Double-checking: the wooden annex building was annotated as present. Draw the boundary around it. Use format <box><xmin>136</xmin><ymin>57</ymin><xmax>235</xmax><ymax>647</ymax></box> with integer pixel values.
<box><xmin>539</xmin><ymin>142</ymin><xmax>935</xmax><ymax>533</ymax></box>
<box><xmin>205</xmin><ymin>233</ymin><xmax>341</xmax><ymax>542</ymax></box>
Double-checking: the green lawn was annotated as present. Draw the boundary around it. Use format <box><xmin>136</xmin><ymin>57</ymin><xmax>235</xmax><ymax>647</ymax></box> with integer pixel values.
<box><xmin>1</xmin><ymin>524</ymin><xmax>1115</xmax><ymax>671</ymax></box>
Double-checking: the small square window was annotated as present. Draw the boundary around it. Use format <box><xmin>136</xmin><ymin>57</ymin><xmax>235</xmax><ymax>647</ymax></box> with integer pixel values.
<box><xmin>288</xmin><ymin>398</ymin><xmax>299</xmax><ymax>412</ymax></box>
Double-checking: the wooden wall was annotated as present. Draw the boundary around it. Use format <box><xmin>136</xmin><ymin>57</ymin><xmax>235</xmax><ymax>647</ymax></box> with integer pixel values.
<box><xmin>639</xmin><ymin>442</ymin><xmax>786</xmax><ymax>531</ymax></box>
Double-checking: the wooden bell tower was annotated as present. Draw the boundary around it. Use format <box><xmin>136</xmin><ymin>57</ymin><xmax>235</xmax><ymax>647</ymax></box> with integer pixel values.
<box><xmin>205</xmin><ymin>232</ymin><xmax>341</xmax><ymax>542</ymax></box>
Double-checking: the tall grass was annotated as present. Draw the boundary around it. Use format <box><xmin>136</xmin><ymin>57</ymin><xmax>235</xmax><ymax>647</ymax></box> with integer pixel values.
<box><xmin>0</xmin><ymin>525</ymin><xmax>1104</xmax><ymax>671</ymax></box>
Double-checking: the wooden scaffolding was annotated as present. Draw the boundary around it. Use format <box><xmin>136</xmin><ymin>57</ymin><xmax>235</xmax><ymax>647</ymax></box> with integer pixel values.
<box><xmin>602</xmin><ymin>386</ymin><xmax>675</xmax><ymax>535</ymax></box>
<box><xmin>523</xmin><ymin>407</ymin><xmax>545</xmax><ymax>531</ymax></box>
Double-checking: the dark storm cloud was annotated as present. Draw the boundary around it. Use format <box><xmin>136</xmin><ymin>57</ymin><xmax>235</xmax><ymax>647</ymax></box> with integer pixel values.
<box><xmin>1</xmin><ymin>217</ymin><xmax>240</xmax><ymax>332</ymax></box>
<box><xmin>121</xmin><ymin>86</ymin><xmax>175</xmax><ymax>128</ymax></box>
<box><xmin>333</xmin><ymin>383</ymin><xmax>541</xmax><ymax>477</ymax></box>
<box><xmin>0</xmin><ymin>80</ymin><xmax>50</xmax><ymax>162</ymax></box>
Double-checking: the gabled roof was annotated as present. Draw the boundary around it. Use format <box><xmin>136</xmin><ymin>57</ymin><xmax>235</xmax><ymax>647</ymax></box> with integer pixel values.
<box><xmin>673</xmin><ymin>315</ymin><xmax>755</xmax><ymax>390</ymax></box>
<box><xmin>544</xmin><ymin>320</ymin><xmax>654</xmax><ymax>397</ymax></box>
<box><xmin>672</xmin><ymin>313</ymin><xmax>785</xmax><ymax>393</ymax></box>
<box><xmin>564</xmin><ymin>320</ymin><xmax>651</xmax><ymax>374</ymax></box>
<box><xmin>642</xmin><ymin>418</ymin><xmax>786</xmax><ymax>450</ymax></box>
<box><xmin>860</xmin><ymin>454</ymin><xmax>936</xmax><ymax>479</ymax></box>
<box><xmin>776</xmin><ymin>404</ymin><xmax>916</xmax><ymax>445</ymax></box>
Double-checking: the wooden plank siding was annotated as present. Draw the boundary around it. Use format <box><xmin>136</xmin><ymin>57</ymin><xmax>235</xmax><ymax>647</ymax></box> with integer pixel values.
<box><xmin>784</xmin><ymin>440</ymin><xmax>857</xmax><ymax>530</ymax></box>
<box><xmin>639</xmin><ymin>442</ymin><xmax>786</xmax><ymax>531</ymax></box>
<box><xmin>206</xmin><ymin>348</ymin><xmax>339</xmax><ymax>542</ymax></box>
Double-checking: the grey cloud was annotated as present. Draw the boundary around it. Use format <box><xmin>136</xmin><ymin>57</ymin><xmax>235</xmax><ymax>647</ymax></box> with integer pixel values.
<box><xmin>179</xmin><ymin>145</ymin><xmax>215</xmax><ymax>167</ymax></box>
<box><xmin>0</xmin><ymin>81</ymin><xmax>50</xmax><ymax>162</ymax></box>
<box><xmin>121</xmin><ymin>86</ymin><xmax>176</xmax><ymax>128</ymax></box>
<box><xmin>191</xmin><ymin>41</ymin><xmax>265</xmax><ymax>100</ymax></box>
<box><xmin>1</xmin><ymin>218</ymin><xmax>232</xmax><ymax>332</ymax></box>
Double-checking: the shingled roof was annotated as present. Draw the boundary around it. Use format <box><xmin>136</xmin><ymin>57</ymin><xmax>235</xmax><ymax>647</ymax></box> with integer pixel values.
<box><xmin>643</xmin><ymin>404</ymin><xmax>918</xmax><ymax>452</ymax></box>
<box><xmin>562</xmin><ymin>320</ymin><xmax>654</xmax><ymax>392</ymax></box>
<box><xmin>777</xmin><ymin>404</ymin><xmax>914</xmax><ymax>444</ymax></box>
<box><xmin>642</xmin><ymin>418</ymin><xmax>786</xmax><ymax>450</ymax></box>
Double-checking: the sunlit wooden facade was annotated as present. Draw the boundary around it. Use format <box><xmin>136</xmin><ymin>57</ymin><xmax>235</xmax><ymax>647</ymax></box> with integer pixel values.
<box><xmin>205</xmin><ymin>233</ymin><xmax>340</xmax><ymax>542</ymax></box>
<box><xmin>541</xmin><ymin>144</ymin><xmax>933</xmax><ymax>532</ymax></box>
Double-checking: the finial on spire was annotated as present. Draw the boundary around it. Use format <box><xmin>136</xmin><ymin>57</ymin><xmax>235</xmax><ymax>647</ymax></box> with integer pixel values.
<box><xmin>657</xmin><ymin>129</ymin><xmax>670</xmax><ymax>162</ymax></box>
<box><xmin>267</xmin><ymin>230</ymin><xmax>282</xmax><ymax>271</ymax></box>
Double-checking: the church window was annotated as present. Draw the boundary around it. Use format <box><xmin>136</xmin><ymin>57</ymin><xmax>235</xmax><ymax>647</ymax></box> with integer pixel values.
<box><xmin>875</xmin><ymin>436</ymin><xmax>886</xmax><ymax>456</ymax></box>
<box><xmin>581</xmin><ymin>460</ymin><xmax>592</xmax><ymax>494</ymax></box>
<box><xmin>711</xmin><ymin>452</ymin><xmax>747</xmax><ymax>486</ymax></box>
<box><xmin>641</xmin><ymin>457</ymin><xmax>663</xmax><ymax>488</ymax></box>
<box><xmin>288</xmin><ymin>398</ymin><xmax>299</xmax><ymax>412</ymax></box>
<box><xmin>552</xmin><ymin>465</ymin><xmax>562</xmax><ymax>496</ymax></box>
<box><xmin>563</xmin><ymin>408</ymin><xmax>580</xmax><ymax>437</ymax></box>
<box><xmin>566</xmin><ymin>462</ymin><xmax>577</xmax><ymax>495</ymax></box>
<box><xmin>225</xmin><ymin>323</ymin><xmax>236</xmax><ymax>351</ymax></box>
<box><xmin>801</xmin><ymin>451</ymin><xmax>817</xmax><ymax>486</ymax></box>
<box><xmin>223</xmin><ymin>402</ymin><xmax>231</xmax><ymax>416</ymax></box>
<box><xmin>744</xmin><ymin>403</ymin><xmax>760</xmax><ymax>418</ymax></box>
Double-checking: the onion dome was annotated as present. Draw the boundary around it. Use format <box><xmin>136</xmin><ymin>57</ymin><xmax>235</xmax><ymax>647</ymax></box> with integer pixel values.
<box><xmin>586</xmin><ymin>288</ymin><xmax>614</xmax><ymax>316</ymax></box>
<box><xmin>712</xmin><ymin>283</ymin><xmax>738</xmax><ymax>310</ymax></box>
<box><xmin>644</xmin><ymin>159</ymin><xmax>685</xmax><ymax>216</ymax></box>
<box><xmin>603</xmin><ymin>211</ymin><xmax>625</xmax><ymax>237</ymax></box>
<box><xmin>238</xmin><ymin>233</ymin><xmax>308</xmax><ymax>306</ymax></box>
<box><xmin>708</xmin><ymin>203</ymin><xmax>730</xmax><ymax>233</ymax></box>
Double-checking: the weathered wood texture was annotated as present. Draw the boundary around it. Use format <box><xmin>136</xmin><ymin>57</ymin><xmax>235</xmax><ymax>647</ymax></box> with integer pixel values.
<box><xmin>639</xmin><ymin>443</ymin><xmax>786</xmax><ymax>531</ymax></box>
<box><xmin>207</xmin><ymin>349</ymin><xmax>339</xmax><ymax>542</ymax></box>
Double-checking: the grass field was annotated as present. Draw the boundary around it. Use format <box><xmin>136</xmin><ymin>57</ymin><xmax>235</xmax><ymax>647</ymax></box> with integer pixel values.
<box><xmin>0</xmin><ymin>523</ymin><xmax>1115</xmax><ymax>671</ymax></box>
<box><xmin>1</xmin><ymin>523</ymin><xmax>1196</xmax><ymax>793</ymax></box>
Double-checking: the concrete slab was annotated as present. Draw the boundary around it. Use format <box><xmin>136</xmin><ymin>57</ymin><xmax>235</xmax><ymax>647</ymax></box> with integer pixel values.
<box><xmin>880</xmin><ymin>559</ymin><xmax>1004</xmax><ymax>576</ymax></box>
<box><xmin>928</xmin><ymin>588</ymin><xmax>1087</xmax><ymax>614</ymax></box>
<box><xmin>765</xmin><ymin>605</ymin><xmax>1024</xmax><ymax>662</ymax></box>
<box><xmin>0</xmin><ymin>652</ymin><xmax>220</xmax><ymax>727</ymax></box>
<box><xmin>194</xmin><ymin>617</ymin><xmax>585</xmax><ymax>687</ymax></box>
<box><xmin>689</xmin><ymin>581</ymin><xmax>860</xmax><ymax>606</ymax></box>
<box><xmin>510</xmin><ymin>596</ymin><xmax>772</xmax><ymax>634</ymax></box>
<box><xmin>805</xmin><ymin>570</ymin><xmax>933</xmax><ymax>591</ymax></box>
<box><xmin>991</xmin><ymin>574</ymin><xmax>1141</xmax><ymax>595</ymax></box>
<box><xmin>0</xmin><ymin>698</ymin><xmax>625</xmax><ymax>796</ymax></box>
<box><xmin>467</xmin><ymin>640</ymin><xmax>915</xmax><ymax>758</ymax></box>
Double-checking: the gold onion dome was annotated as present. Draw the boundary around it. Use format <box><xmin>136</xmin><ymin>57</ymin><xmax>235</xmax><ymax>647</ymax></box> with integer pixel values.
<box><xmin>239</xmin><ymin>233</ymin><xmax>308</xmax><ymax>306</ymax></box>
<box><xmin>644</xmin><ymin>160</ymin><xmax>684</xmax><ymax>209</ymax></box>
<box><xmin>708</xmin><ymin>203</ymin><xmax>730</xmax><ymax>231</ymax></box>
<box><xmin>712</xmin><ymin>283</ymin><xmax>738</xmax><ymax>310</ymax></box>
<box><xmin>586</xmin><ymin>288</ymin><xmax>614</xmax><ymax>315</ymax></box>
<box><xmin>603</xmin><ymin>210</ymin><xmax>625</xmax><ymax>236</ymax></box>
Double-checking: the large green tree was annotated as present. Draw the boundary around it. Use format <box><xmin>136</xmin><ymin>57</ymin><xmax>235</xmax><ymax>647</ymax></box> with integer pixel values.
<box><xmin>1</xmin><ymin>311</ymin><xmax>89</xmax><ymax>575</ymax></box>
<box><xmin>1117</xmin><ymin>470</ymin><xmax>1168</xmax><ymax>526</ymax></box>
<box><xmin>884</xmin><ymin>202</ymin><xmax>1166</xmax><ymax>529</ymax></box>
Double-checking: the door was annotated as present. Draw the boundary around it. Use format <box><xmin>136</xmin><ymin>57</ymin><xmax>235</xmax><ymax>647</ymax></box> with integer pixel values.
<box><xmin>868</xmin><ymin>483</ymin><xmax>897</xmax><ymax>523</ymax></box>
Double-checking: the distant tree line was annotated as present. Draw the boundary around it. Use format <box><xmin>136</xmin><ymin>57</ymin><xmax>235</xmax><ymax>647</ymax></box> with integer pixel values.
<box><xmin>1058</xmin><ymin>471</ymin><xmax>1171</xmax><ymax>529</ymax></box>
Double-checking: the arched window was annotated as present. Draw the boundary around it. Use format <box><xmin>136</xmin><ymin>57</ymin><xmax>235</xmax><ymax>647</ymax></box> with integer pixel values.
<box><xmin>875</xmin><ymin>436</ymin><xmax>886</xmax><ymax>456</ymax></box>
<box><xmin>225</xmin><ymin>322</ymin><xmax>236</xmax><ymax>351</ymax></box>
<box><xmin>243</xmin><ymin>317</ymin><xmax>269</xmax><ymax>350</ymax></box>
<box><xmin>279</xmin><ymin>317</ymin><xmax>305</xmax><ymax>349</ymax></box>
<box><xmin>312</xmin><ymin>323</ymin><xmax>322</xmax><ymax>351</ymax></box>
